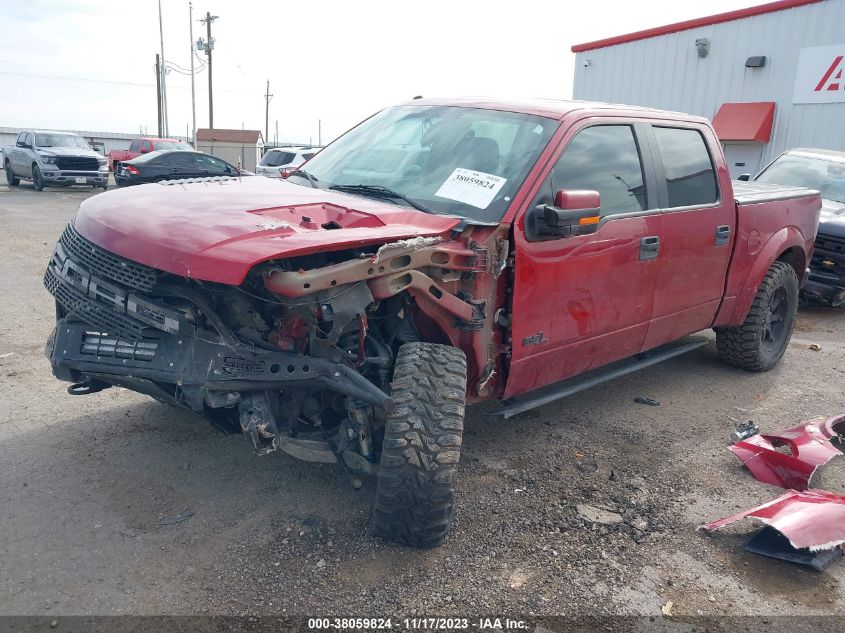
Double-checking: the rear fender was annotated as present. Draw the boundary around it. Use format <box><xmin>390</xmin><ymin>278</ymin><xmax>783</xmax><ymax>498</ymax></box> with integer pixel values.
<box><xmin>716</xmin><ymin>227</ymin><xmax>806</xmax><ymax>327</ymax></box>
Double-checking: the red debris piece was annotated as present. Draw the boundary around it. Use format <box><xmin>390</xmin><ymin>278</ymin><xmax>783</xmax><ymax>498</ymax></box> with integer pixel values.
<box><xmin>703</xmin><ymin>489</ymin><xmax>845</xmax><ymax>551</ymax></box>
<box><xmin>729</xmin><ymin>414</ymin><xmax>845</xmax><ymax>490</ymax></box>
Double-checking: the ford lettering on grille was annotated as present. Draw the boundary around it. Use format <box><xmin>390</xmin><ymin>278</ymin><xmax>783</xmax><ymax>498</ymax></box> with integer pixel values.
<box><xmin>47</xmin><ymin>244</ymin><xmax>190</xmax><ymax>336</ymax></box>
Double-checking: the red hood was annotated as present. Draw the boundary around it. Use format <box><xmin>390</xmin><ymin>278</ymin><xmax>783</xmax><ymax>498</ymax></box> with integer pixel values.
<box><xmin>74</xmin><ymin>177</ymin><xmax>461</xmax><ymax>285</ymax></box>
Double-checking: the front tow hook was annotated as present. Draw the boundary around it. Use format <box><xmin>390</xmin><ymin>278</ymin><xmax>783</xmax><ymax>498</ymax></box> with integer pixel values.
<box><xmin>67</xmin><ymin>380</ymin><xmax>111</xmax><ymax>396</ymax></box>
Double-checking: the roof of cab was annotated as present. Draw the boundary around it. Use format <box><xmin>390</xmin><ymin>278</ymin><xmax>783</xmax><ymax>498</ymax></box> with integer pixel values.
<box><xmin>398</xmin><ymin>96</ymin><xmax>710</xmax><ymax>124</ymax></box>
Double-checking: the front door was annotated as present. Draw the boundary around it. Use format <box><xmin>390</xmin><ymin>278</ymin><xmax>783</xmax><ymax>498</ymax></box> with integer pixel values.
<box><xmin>506</xmin><ymin>121</ymin><xmax>662</xmax><ymax>398</ymax></box>
<box><xmin>641</xmin><ymin>124</ymin><xmax>735</xmax><ymax>350</ymax></box>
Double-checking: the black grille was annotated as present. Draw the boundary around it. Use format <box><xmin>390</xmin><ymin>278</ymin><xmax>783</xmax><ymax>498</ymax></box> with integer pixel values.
<box><xmin>55</xmin><ymin>156</ymin><xmax>99</xmax><ymax>171</ymax></box>
<box><xmin>80</xmin><ymin>331</ymin><xmax>159</xmax><ymax>361</ymax></box>
<box><xmin>59</xmin><ymin>225</ymin><xmax>158</xmax><ymax>292</ymax></box>
<box><xmin>816</xmin><ymin>232</ymin><xmax>845</xmax><ymax>256</ymax></box>
<box><xmin>45</xmin><ymin>266</ymin><xmax>145</xmax><ymax>341</ymax></box>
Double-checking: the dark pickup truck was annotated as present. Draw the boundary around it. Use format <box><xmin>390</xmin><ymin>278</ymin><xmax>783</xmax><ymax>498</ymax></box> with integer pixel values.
<box><xmin>44</xmin><ymin>98</ymin><xmax>821</xmax><ymax>547</ymax></box>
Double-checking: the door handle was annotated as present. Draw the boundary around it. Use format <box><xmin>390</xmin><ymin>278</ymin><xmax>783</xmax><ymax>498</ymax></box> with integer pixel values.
<box><xmin>715</xmin><ymin>225</ymin><xmax>731</xmax><ymax>247</ymax></box>
<box><xmin>639</xmin><ymin>236</ymin><xmax>660</xmax><ymax>261</ymax></box>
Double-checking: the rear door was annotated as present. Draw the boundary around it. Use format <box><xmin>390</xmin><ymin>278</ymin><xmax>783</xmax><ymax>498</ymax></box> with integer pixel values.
<box><xmin>640</xmin><ymin>124</ymin><xmax>735</xmax><ymax>350</ymax></box>
<box><xmin>506</xmin><ymin>120</ymin><xmax>662</xmax><ymax>397</ymax></box>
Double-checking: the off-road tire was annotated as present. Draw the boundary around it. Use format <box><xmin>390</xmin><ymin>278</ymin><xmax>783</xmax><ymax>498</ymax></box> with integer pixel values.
<box><xmin>4</xmin><ymin>161</ymin><xmax>19</xmax><ymax>186</ymax></box>
<box><xmin>373</xmin><ymin>342</ymin><xmax>467</xmax><ymax>548</ymax></box>
<box><xmin>716</xmin><ymin>261</ymin><xmax>799</xmax><ymax>372</ymax></box>
<box><xmin>32</xmin><ymin>164</ymin><xmax>44</xmax><ymax>191</ymax></box>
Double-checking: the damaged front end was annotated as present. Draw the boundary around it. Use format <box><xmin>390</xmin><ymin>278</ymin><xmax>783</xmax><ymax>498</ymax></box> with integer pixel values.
<box><xmin>44</xmin><ymin>221</ymin><xmax>505</xmax><ymax>470</ymax></box>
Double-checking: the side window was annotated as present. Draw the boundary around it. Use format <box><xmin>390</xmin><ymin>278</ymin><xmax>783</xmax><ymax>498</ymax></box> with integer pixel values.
<box><xmin>129</xmin><ymin>139</ymin><xmax>141</xmax><ymax>152</ymax></box>
<box><xmin>167</xmin><ymin>153</ymin><xmax>196</xmax><ymax>167</ymax></box>
<box><xmin>25</xmin><ymin>133</ymin><xmax>34</xmax><ymax>147</ymax></box>
<box><xmin>17</xmin><ymin>132</ymin><xmax>27</xmax><ymax>145</ymax></box>
<box><xmin>196</xmin><ymin>154</ymin><xmax>229</xmax><ymax>172</ymax></box>
<box><xmin>552</xmin><ymin>125</ymin><xmax>647</xmax><ymax>215</ymax></box>
<box><xmin>652</xmin><ymin>127</ymin><xmax>718</xmax><ymax>208</ymax></box>
<box><xmin>141</xmin><ymin>140</ymin><xmax>153</xmax><ymax>152</ymax></box>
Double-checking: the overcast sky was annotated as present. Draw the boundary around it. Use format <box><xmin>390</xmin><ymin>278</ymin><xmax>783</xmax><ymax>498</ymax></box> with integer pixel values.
<box><xmin>1</xmin><ymin>0</ymin><xmax>763</xmax><ymax>144</ymax></box>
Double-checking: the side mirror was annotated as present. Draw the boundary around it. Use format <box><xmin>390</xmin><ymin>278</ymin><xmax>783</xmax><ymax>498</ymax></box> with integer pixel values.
<box><xmin>737</xmin><ymin>174</ymin><xmax>751</xmax><ymax>181</ymax></box>
<box><xmin>16</xmin><ymin>141</ymin><xmax>29</xmax><ymax>149</ymax></box>
<box><xmin>139</xmin><ymin>147</ymin><xmax>150</xmax><ymax>154</ymax></box>
<box><xmin>534</xmin><ymin>190</ymin><xmax>601</xmax><ymax>237</ymax></box>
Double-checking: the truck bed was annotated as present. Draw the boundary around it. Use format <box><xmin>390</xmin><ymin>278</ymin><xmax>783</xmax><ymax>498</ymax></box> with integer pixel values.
<box><xmin>733</xmin><ymin>180</ymin><xmax>820</xmax><ymax>205</ymax></box>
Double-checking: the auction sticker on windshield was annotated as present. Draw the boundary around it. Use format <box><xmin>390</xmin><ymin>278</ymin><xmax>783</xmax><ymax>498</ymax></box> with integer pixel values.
<box><xmin>435</xmin><ymin>168</ymin><xmax>506</xmax><ymax>209</ymax></box>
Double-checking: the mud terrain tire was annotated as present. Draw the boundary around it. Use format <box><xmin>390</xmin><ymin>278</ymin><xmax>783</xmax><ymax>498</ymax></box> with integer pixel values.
<box><xmin>373</xmin><ymin>342</ymin><xmax>467</xmax><ymax>548</ymax></box>
<box><xmin>716</xmin><ymin>260</ymin><xmax>798</xmax><ymax>372</ymax></box>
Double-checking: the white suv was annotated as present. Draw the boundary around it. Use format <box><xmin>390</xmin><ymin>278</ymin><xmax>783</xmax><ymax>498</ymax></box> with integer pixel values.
<box><xmin>256</xmin><ymin>147</ymin><xmax>318</xmax><ymax>178</ymax></box>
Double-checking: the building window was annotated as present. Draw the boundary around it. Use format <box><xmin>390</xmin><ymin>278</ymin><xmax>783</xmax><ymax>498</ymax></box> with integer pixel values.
<box><xmin>553</xmin><ymin>125</ymin><xmax>647</xmax><ymax>215</ymax></box>
<box><xmin>653</xmin><ymin>127</ymin><xmax>718</xmax><ymax>208</ymax></box>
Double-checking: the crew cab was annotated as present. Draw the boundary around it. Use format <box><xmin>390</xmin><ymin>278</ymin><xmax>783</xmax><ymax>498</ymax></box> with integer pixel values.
<box><xmin>108</xmin><ymin>137</ymin><xmax>194</xmax><ymax>173</ymax></box>
<box><xmin>4</xmin><ymin>130</ymin><xmax>109</xmax><ymax>191</ymax></box>
<box><xmin>43</xmin><ymin>99</ymin><xmax>821</xmax><ymax>547</ymax></box>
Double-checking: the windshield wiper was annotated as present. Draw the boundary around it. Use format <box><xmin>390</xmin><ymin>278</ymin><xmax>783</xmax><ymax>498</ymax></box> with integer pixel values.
<box><xmin>289</xmin><ymin>169</ymin><xmax>319</xmax><ymax>188</ymax></box>
<box><xmin>329</xmin><ymin>184</ymin><xmax>432</xmax><ymax>213</ymax></box>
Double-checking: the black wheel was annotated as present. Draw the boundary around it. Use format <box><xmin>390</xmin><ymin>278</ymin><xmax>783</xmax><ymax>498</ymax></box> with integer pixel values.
<box><xmin>373</xmin><ymin>342</ymin><xmax>467</xmax><ymax>548</ymax></box>
<box><xmin>4</xmin><ymin>160</ymin><xmax>19</xmax><ymax>186</ymax></box>
<box><xmin>31</xmin><ymin>164</ymin><xmax>44</xmax><ymax>191</ymax></box>
<box><xmin>716</xmin><ymin>261</ymin><xmax>799</xmax><ymax>371</ymax></box>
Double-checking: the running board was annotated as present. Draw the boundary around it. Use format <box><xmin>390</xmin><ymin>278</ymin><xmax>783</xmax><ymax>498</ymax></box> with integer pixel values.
<box><xmin>487</xmin><ymin>339</ymin><xmax>709</xmax><ymax>420</ymax></box>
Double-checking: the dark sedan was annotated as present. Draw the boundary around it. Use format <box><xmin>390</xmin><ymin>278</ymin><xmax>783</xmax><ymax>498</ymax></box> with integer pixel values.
<box><xmin>114</xmin><ymin>150</ymin><xmax>243</xmax><ymax>186</ymax></box>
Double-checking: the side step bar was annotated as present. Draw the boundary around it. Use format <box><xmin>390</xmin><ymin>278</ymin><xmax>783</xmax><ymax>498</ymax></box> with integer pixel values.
<box><xmin>487</xmin><ymin>339</ymin><xmax>709</xmax><ymax>420</ymax></box>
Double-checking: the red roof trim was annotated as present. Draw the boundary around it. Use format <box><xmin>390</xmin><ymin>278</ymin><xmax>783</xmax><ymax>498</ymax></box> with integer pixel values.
<box><xmin>712</xmin><ymin>102</ymin><xmax>776</xmax><ymax>142</ymax></box>
<box><xmin>571</xmin><ymin>0</ymin><xmax>822</xmax><ymax>53</ymax></box>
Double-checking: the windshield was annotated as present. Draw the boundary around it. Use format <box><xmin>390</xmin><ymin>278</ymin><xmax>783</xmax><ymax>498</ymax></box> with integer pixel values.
<box><xmin>157</xmin><ymin>141</ymin><xmax>193</xmax><ymax>151</ymax></box>
<box><xmin>292</xmin><ymin>105</ymin><xmax>558</xmax><ymax>222</ymax></box>
<box><xmin>756</xmin><ymin>153</ymin><xmax>845</xmax><ymax>204</ymax></box>
<box><xmin>261</xmin><ymin>151</ymin><xmax>297</xmax><ymax>167</ymax></box>
<box><xmin>34</xmin><ymin>133</ymin><xmax>90</xmax><ymax>149</ymax></box>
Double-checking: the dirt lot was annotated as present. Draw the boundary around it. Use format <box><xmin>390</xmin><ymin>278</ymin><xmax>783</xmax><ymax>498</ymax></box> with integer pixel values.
<box><xmin>1</xmin><ymin>174</ymin><xmax>845</xmax><ymax>619</ymax></box>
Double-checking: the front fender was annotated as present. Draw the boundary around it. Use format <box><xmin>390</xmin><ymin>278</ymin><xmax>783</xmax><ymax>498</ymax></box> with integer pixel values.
<box><xmin>717</xmin><ymin>226</ymin><xmax>806</xmax><ymax>327</ymax></box>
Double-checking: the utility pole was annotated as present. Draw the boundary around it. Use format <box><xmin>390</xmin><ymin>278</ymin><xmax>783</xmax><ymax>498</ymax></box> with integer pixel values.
<box><xmin>158</xmin><ymin>0</ymin><xmax>169</xmax><ymax>136</ymax></box>
<box><xmin>275</xmin><ymin>120</ymin><xmax>278</xmax><ymax>146</ymax></box>
<box><xmin>189</xmin><ymin>2</ymin><xmax>196</xmax><ymax>147</ymax></box>
<box><xmin>155</xmin><ymin>54</ymin><xmax>163</xmax><ymax>137</ymax></box>
<box><xmin>198</xmin><ymin>12</ymin><xmax>219</xmax><ymax>129</ymax></box>
<box><xmin>318</xmin><ymin>119</ymin><xmax>322</xmax><ymax>146</ymax></box>
<box><xmin>264</xmin><ymin>80</ymin><xmax>273</xmax><ymax>146</ymax></box>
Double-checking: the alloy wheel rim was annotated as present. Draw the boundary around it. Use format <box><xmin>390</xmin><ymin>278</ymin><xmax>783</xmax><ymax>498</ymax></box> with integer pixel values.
<box><xmin>761</xmin><ymin>286</ymin><xmax>789</xmax><ymax>354</ymax></box>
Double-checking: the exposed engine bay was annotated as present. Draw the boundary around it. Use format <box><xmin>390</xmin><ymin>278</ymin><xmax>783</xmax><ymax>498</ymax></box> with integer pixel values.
<box><xmin>45</xmin><ymin>223</ymin><xmax>509</xmax><ymax>473</ymax></box>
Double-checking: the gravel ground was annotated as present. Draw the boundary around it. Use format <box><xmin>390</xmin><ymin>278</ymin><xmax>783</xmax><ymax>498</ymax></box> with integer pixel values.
<box><xmin>1</xmin><ymin>175</ymin><xmax>844</xmax><ymax>619</ymax></box>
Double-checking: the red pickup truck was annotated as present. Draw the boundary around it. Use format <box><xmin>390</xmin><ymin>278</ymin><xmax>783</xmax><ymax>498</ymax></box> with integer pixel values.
<box><xmin>108</xmin><ymin>137</ymin><xmax>193</xmax><ymax>172</ymax></box>
<box><xmin>44</xmin><ymin>99</ymin><xmax>821</xmax><ymax>547</ymax></box>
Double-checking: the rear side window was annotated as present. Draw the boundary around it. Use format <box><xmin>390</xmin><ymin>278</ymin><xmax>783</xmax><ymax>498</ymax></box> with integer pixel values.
<box><xmin>552</xmin><ymin>125</ymin><xmax>647</xmax><ymax>215</ymax></box>
<box><xmin>652</xmin><ymin>127</ymin><xmax>718</xmax><ymax>207</ymax></box>
<box><xmin>166</xmin><ymin>153</ymin><xmax>196</xmax><ymax>167</ymax></box>
<box><xmin>129</xmin><ymin>139</ymin><xmax>141</xmax><ymax>152</ymax></box>
<box><xmin>261</xmin><ymin>151</ymin><xmax>296</xmax><ymax>167</ymax></box>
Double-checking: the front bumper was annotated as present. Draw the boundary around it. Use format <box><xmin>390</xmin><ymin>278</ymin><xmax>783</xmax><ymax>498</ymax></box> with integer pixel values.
<box><xmin>46</xmin><ymin>318</ymin><xmax>392</xmax><ymax>412</ymax></box>
<box><xmin>41</xmin><ymin>167</ymin><xmax>108</xmax><ymax>185</ymax></box>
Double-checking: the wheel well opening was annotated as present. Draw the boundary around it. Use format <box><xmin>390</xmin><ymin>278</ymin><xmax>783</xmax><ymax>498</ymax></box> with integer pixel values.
<box><xmin>776</xmin><ymin>247</ymin><xmax>806</xmax><ymax>284</ymax></box>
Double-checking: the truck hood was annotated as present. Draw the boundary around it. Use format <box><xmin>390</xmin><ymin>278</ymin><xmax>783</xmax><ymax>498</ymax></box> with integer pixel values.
<box><xmin>37</xmin><ymin>147</ymin><xmax>103</xmax><ymax>159</ymax></box>
<box><xmin>819</xmin><ymin>198</ymin><xmax>845</xmax><ymax>237</ymax></box>
<box><xmin>73</xmin><ymin>176</ymin><xmax>462</xmax><ymax>285</ymax></box>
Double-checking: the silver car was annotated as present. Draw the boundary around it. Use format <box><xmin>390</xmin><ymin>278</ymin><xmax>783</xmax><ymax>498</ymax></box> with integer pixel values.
<box><xmin>255</xmin><ymin>147</ymin><xmax>318</xmax><ymax>178</ymax></box>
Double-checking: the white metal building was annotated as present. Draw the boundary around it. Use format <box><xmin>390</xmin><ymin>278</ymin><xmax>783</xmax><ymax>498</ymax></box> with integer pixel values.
<box><xmin>572</xmin><ymin>0</ymin><xmax>845</xmax><ymax>177</ymax></box>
